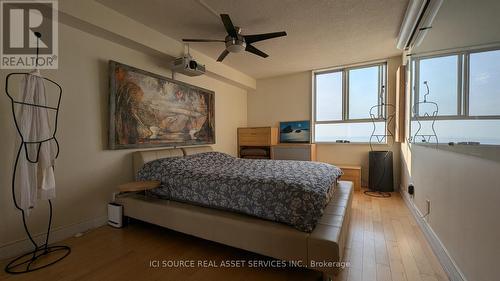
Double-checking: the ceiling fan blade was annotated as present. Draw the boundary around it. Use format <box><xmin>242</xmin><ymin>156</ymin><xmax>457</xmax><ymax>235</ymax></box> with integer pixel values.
<box><xmin>220</xmin><ymin>14</ymin><xmax>238</xmax><ymax>38</ymax></box>
<box><xmin>244</xmin><ymin>31</ymin><xmax>287</xmax><ymax>44</ymax></box>
<box><xmin>182</xmin><ymin>39</ymin><xmax>225</xmax><ymax>42</ymax></box>
<box><xmin>245</xmin><ymin>44</ymin><xmax>268</xmax><ymax>58</ymax></box>
<box><xmin>217</xmin><ymin>49</ymin><xmax>230</xmax><ymax>62</ymax></box>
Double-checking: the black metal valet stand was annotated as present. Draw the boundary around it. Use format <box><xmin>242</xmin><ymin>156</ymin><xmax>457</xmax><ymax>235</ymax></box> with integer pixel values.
<box><xmin>366</xmin><ymin>85</ymin><xmax>395</xmax><ymax>198</ymax></box>
<box><xmin>410</xmin><ymin>81</ymin><xmax>439</xmax><ymax>146</ymax></box>
<box><xmin>4</xmin><ymin>32</ymin><xmax>70</xmax><ymax>274</ymax></box>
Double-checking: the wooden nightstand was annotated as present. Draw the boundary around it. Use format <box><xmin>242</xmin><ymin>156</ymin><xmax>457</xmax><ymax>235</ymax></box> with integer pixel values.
<box><xmin>117</xmin><ymin>181</ymin><xmax>161</xmax><ymax>193</ymax></box>
<box><xmin>336</xmin><ymin>165</ymin><xmax>361</xmax><ymax>191</ymax></box>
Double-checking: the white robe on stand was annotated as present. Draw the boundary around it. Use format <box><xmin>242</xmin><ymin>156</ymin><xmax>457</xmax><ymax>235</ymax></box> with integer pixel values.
<box><xmin>16</xmin><ymin>70</ymin><xmax>57</xmax><ymax>213</ymax></box>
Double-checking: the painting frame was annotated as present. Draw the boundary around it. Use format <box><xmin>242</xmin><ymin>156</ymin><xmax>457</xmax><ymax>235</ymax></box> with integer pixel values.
<box><xmin>108</xmin><ymin>60</ymin><xmax>215</xmax><ymax>150</ymax></box>
<box><xmin>279</xmin><ymin>120</ymin><xmax>311</xmax><ymax>143</ymax></box>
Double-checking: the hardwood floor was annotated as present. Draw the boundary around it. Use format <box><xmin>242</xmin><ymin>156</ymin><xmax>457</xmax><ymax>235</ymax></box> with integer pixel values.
<box><xmin>0</xmin><ymin>190</ymin><xmax>448</xmax><ymax>281</ymax></box>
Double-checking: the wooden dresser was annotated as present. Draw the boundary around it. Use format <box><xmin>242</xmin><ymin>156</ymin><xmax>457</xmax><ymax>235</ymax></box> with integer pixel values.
<box><xmin>237</xmin><ymin>127</ymin><xmax>278</xmax><ymax>159</ymax></box>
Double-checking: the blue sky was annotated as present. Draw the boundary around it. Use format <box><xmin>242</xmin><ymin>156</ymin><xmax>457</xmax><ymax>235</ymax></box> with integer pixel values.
<box><xmin>469</xmin><ymin>50</ymin><xmax>500</xmax><ymax>115</ymax></box>
<box><xmin>316</xmin><ymin>72</ymin><xmax>342</xmax><ymax>121</ymax></box>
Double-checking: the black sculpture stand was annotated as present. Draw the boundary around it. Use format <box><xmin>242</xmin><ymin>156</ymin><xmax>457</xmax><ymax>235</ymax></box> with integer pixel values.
<box><xmin>366</xmin><ymin>85</ymin><xmax>394</xmax><ymax>198</ymax></box>
<box><xmin>4</xmin><ymin>34</ymin><xmax>71</xmax><ymax>274</ymax></box>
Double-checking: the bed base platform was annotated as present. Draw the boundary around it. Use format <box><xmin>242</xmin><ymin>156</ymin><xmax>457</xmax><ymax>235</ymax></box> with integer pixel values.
<box><xmin>116</xmin><ymin>180</ymin><xmax>353</xmax><ymax>280</ymax></box>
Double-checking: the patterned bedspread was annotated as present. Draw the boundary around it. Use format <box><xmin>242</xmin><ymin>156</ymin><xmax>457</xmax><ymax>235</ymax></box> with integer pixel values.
<box><xmin>136</xmin><ymin>152</ymin><xmax>342</xmax><ymax>232</ymax></box>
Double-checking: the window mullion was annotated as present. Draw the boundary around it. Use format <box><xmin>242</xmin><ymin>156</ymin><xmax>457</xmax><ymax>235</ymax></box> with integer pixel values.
<box><xmin>463</xmin><ymin>53</ymin><xmax>470</xmax><ymax>117</ymax></box>
<box><xmin>457</xmin><ymin>54</ymin><xmax>463</xmax><ymax>116</ymax></box>
<box><xmin>344</xmin><ymin>69</ymin><xmax>349</xmax><ymax>121</ymax></box>
<box><xmin>384</xmin><ymin>64</ymin><xmax>388</xmax><ymax>116</ymax></box>
<box><xmin>414</xmin><ymin>59</ymin><xmax>420</xmax><ymax>117</ymax></box>
<box><xmin>379</xmin><ymin>65</ymin><xmax>384</xmax><ymax>118</ymax></box>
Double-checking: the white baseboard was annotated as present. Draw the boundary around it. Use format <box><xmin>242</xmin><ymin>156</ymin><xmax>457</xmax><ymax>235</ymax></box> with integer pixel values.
<box><xmin>0</xmin><ymin>215</ymin><xmax>107</xmax><ymax>260</ymax></box>
<box><xmin>399</xmin><ymin>187</ymin><xmax>466</xmax><ymax>281</ymax></box>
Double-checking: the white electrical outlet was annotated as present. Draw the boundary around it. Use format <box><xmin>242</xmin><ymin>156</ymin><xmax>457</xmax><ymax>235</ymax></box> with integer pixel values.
<box><xmin>421</xmin><ymin>199</ymin><xmax>431</xmax><ymax>219</ymax></box>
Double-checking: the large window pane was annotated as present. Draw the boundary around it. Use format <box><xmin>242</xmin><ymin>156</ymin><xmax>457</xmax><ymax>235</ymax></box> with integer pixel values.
<box><xmin>315</xmin><ymin>122</ymin><xmax>386</xmax><ymax>143</ymax></box>
<box><xmin>410</xmin><ymin>119</ymin><xmax>500</xmax><ymax>145</ymax></box>
<box><xmin>469</xmin><ymin>50</ymin><xmax>500</xmax><ymax>116</ymax></box>
<box><xmin>419</xmin><ymin>55</ymin><xmax>458</xmax><ymax>116</ymax></box>
<box><xmin>315</xmin><ymin>72</ymin><xmax>342</xmax><ymax>121</ymax></box>
<box><xmin>348</xmin><ymin>66</ymin><xmax>380</xmax><ymax>119</ymax></box>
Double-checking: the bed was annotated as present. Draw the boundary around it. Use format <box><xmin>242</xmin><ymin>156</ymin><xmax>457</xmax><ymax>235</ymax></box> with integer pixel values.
<box><xmin>117</xmin><ymin>146</ymin><xmax>353</xmax><ymax>280</ymax></box>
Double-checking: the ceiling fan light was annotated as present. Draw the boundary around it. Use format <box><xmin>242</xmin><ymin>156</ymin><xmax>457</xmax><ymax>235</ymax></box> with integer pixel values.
<box><xmin>226</xmin><ymin>44</ymin><xmax>245</xmax><ymax>53</ymax></box>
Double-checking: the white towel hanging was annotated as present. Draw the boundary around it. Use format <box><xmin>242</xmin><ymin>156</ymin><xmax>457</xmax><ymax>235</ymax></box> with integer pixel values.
<box><xmin>16</xmin><ymin>70</ymin><xmax>57</xmax><ymax>213</ymax></box>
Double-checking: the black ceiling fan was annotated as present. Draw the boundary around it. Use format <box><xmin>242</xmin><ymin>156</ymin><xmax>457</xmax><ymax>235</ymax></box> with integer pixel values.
<box><xmin>182</xmin><ymin>14</ymin><xmax>287</xmax><ymax>62</ymax></box>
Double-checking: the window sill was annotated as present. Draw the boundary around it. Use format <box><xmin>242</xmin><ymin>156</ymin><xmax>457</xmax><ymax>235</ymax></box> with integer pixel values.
<box><xmin>314</xmin><ymin>141</ymin><xmax>391</xmax><ymax>145</ymax></box>
<box><xmin>412</xmin><ymin>143</ymin><xmax>500</xmax><ymax>163</ymax></box>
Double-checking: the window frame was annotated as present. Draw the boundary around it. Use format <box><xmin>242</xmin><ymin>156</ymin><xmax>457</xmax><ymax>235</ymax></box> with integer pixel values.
<box><xmin>410</xmin><ymin>47</ymin><xmax>500</xmax><ymax>121</ymax></box>
<box><xmin>312</xmin><ymin>61</ymin><xmax>388</xmax><ymax>143</ymax></box>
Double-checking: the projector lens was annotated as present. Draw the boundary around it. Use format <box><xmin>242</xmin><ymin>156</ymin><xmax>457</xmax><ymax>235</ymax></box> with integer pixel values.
<box><xmin>189</xmin><ymin>60</ymin><xmax>197</xmax><ymax>69</ymax></box>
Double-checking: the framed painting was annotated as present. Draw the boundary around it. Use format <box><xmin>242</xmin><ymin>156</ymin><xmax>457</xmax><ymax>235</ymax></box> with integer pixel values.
<box><xmin>279</xmin><ymin>120</ymin><xmax>311</xmax><ymax>143</ymax></box>
<box><xmin>108</xmin><ymin>61</ymin><xmax>215</xmax><ymax>149</ymax></box>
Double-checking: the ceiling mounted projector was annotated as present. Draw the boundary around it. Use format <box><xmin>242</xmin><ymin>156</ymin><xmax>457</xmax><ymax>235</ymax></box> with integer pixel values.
<box><xmin>170</xmin><ymin>53</ymin><xmax>205</xmax><ymax>77</ymax></box>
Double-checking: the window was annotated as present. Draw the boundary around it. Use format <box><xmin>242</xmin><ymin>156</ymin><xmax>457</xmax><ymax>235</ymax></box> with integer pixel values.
<box><xmin>348</xmin><ymin>66</ymin><xmax>380</xmax><ymax>119</ymax></box>
<box><xmin>418</xmin><ymin>55</ymin><xmax>459</xmax><ymax>116</ymax></box>
<box><xmin>469</xmin><ymin>50</ymin><xmax>500</xmax><ymax>116</ymax></box>
<box><xmin>314</xmin><ymin>63</ymin><xmax>387</xmax><ymax>143</ymax></box>
<box><xmin>410</xmin><ymin>48</ymin><xmax>500</xmax><ymax>145</ymax></box>
<box><xmin>316</xmin><ymin>72</ymin><xmax>343</xmax><ymax>121</ymax></box>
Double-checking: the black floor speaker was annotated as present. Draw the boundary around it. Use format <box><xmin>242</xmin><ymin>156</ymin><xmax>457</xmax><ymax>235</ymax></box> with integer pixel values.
<box><xmin>369</xmin><ymin>151</ymin><xmax>394</xmax><ymax>192</ymax></box>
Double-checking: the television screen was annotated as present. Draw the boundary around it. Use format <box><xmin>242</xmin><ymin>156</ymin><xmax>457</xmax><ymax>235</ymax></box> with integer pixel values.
<box><xmin>279</xmin><ymin>120</ymin><xmax>311</xmax><ymax>143</ymax></box>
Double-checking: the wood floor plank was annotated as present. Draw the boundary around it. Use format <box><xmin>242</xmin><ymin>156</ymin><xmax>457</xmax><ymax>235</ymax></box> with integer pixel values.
<box><xmin>348</xmin><ymin>267</ymin><xmax>363</xmax><ymax>281</ymax></box>
<box><xmin>413</xmin><ymin>232</ymin><xmax>448</xmax><ymax>281</ymax></box>
<box><xmin>392</xmin><ymin>219</ymin><xmax>423</xmax><ymax>281</ymax></box>
<box><xmin>400</xmin><ymin>219</ymin><xmax>436</xmax><ymax>277</ymax></box>
<box><xmin>376</xmin><ymin>263</ymin><xmax>393</xmax><ymax>281</ymax></box>
<box><xmin>373</xmin><ymin>221</ymin><xmax>390</xmax><ymax>266</ymax></box>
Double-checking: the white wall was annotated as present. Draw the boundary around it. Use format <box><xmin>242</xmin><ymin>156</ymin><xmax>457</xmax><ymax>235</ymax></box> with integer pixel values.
<box><xmin>399</xmin><ymin>1</ymin><xmax>500</xmax><ymax>279</ymax></box>
<box><xmin>399</xmin><ymin>50</ymin><xmax>500</xmax><ymax>279</ymax></box>
<box><xmin>401</xmin><ymin>143</ymin><xmax>500</xmax><ymax>281</ymax></box>
<box><xmin>247</xmin><ymin>57</ymin><xmax>402</xmax><ymax>188</ymax></box>
<box><xmin>0</xmin><ymin>22</ymin><xmax>247</xmax><ymax>257</ymax></box>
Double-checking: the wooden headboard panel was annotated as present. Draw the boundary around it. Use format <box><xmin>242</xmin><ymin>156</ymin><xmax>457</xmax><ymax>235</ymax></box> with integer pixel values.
<box><xmin>132</xmin><ymin>146</ymin><xmax>214</xmax><ymax>175</ymax></box>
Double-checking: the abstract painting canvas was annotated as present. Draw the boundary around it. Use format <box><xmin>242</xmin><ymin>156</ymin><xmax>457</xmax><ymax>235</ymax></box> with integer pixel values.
<box><xmin>279</xmin><ymin>120</ymin><xmax>311</xmax><ymax>143</ymax></box>
<box><xmin>108</xmin><ymin>61</ymin><xmax>215</xmax><ymax>149</ymax></box>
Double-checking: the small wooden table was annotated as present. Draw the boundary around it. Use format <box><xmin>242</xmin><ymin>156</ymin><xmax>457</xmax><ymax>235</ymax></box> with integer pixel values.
<box><xmin>336</xmin><ymin>165</ymin><xmax>362</xmax><ymax>191</ymax></box>
<box><xmin>117</xmin><ymin>181</ymin><xmax>161</xmax><ymax>193</ymax></box>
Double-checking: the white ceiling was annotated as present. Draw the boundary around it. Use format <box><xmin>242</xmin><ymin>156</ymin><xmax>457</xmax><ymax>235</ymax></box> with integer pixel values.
<box><xmin>97</xmin><ymin>0</ymin><xmax>409</xmax><ymax>79</ymax></box>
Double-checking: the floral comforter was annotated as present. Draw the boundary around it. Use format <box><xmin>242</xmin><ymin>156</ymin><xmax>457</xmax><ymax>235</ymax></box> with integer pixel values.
<box><xmin>137</xmin><ymin>152</ymin><xmax>342</xmax><ymax>232</ymax></box>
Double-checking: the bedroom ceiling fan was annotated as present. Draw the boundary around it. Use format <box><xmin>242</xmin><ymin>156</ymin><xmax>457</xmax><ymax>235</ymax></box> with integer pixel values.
<box><xmin>182</xmin><ymin>14</ymin><xmax>287</xmax><ymax>62</ymax></box>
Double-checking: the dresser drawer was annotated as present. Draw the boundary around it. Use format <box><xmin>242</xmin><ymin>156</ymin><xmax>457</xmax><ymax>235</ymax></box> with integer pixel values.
<box><xmin>238</xmin><ymin>128</ymin><xmax>272</xmax><ymax>146</ymax></box>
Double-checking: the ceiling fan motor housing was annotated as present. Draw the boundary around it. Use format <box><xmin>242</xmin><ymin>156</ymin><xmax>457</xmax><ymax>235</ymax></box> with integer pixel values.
<box><xmin>225</xmin><ymin>35</ymin><xmax>246</xmax><ymax>53</ymax></box>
